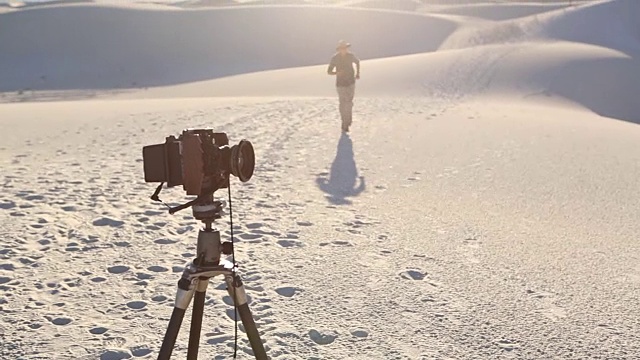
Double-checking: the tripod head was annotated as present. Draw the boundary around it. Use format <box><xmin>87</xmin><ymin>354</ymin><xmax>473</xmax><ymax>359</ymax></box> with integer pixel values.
<box><xmin>189</xmin><ymin>192</ymin><xmax>235</xmax><ymax>266</ymax></box>
<box><xmin>191</xmin><ymin>193</ymin><xmax>223</xmax><ymax>229</ymax></box>
<box><xmin>149</xmin><ymin>185</ymin><xmax>235</xmax><ymax>263</ymax></box>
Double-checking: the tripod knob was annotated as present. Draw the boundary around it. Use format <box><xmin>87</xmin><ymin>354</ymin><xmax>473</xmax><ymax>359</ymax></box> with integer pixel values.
<box><xmin>221</xmin><ymin>242</ymin><xmax>233</xmax><ymax>255</ymax></box>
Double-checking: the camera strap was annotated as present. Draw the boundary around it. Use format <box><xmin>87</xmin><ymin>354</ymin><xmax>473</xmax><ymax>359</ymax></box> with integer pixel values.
<box><xmin>150</xmin><ymin>182</ymin><xmax>183</xmax><ymax>213</ymax></box>
<box><xmin>151</xmin><ymin>182</ymin><xmax>165</xmax><ymax>203</ymax></box>
<box><xmin>150</xmin><ymin>182</ymin><xmax>215</xmax><ymax>215</ymax></box>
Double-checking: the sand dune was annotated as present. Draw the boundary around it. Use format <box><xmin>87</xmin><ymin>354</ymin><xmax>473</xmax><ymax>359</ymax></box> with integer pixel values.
<box><xmin>115</xmin><ymin>0</ymin><xmax>640</xmax><ymax>123</ymax></box>
<box><xmin>422</xmin><ymin>1</ymin><xmax>586</xmax><ymax>21</ymax></box>
<box><xmin>440</xmin><ymin>0</ymin><xmax>639</xmax><ymax>53</ymax></box>
<box><xmin>436</xmin><ymin>0</ymin><xmax>640</xmax><ymax>123</ymax></box>
<box><xmin>342</xmin><ymin>0</ymin><xmax>422</xmax><ymax>11</ymax></box>
<box><xmin>6</xmin><ymin>0</ymin><xmax>638</xmax><ymax>124</ymax></box>
<box><xmin>0</xmin><ymin>3</ymin><xmax>456</xmax><ymax>92</ymax></box>
<box><xmin>1</xmin><ymin>1</ymin><xmax>640</xmax><ymax>359</ymax></box>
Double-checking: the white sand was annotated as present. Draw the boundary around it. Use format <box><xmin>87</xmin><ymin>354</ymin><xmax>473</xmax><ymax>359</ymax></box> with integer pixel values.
<box><xmin>1</xmin><ymin>1</ymin><xmax>640</xmax><ymax>359</ymax></box>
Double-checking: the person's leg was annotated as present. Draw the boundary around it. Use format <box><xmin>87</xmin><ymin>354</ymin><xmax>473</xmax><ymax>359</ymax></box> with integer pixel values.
<box><xmin>345</xmin><ymin>84</ymin><xmax>355</xmax><ymax>129</ymax></box>
<box><xmin>337</xmin><ymin>86</ymin><xmax>349</xmax><ymax>131</ymax></box>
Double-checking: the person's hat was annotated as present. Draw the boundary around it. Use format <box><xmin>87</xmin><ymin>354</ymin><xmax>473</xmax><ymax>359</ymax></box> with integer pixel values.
<box><xmin>336</xmin><ymin>40</ymin><xmax>351</xmax><ymax>50</ymax></box>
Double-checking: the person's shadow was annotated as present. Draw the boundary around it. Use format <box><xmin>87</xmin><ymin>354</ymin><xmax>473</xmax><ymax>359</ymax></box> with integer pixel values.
<box><xmin>316</xmin><ymin>133</ymin><xmax>365</xmax><ymax>205</ymax></box>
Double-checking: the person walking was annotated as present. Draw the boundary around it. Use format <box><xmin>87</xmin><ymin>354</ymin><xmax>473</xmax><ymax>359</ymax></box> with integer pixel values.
<box><xmin>327</xmin><ymin>40</ymin><xmax>360</xmax><ymax>133</ymax></box>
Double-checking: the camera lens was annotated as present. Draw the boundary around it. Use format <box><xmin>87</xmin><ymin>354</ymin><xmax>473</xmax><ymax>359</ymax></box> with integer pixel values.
<box><xmin>231</xmin><ymin>139</ymin><xmax>255</xmax><ymax>182</ymax></box>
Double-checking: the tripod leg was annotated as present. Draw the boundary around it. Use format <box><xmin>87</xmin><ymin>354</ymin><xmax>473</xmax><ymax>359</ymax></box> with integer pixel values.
<box><xmin>187</xmin><ymin>279</ymin><xmax>209</xmax><ymax>360</ymax></box>
<box><xmin>158</xmin><ymin>277</ymin><xmax>195</xmax><ymax>360</ymax></box>
<box><xmin>225</xmin><ymin>273</ymin><xmax>268</xmax><ymax>360</ymax></box>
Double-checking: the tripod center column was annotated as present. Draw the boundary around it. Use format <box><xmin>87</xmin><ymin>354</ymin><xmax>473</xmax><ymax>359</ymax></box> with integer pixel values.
<box><xmin>196</xmin><ymin>225</ymin><xmax>222</xmax><ymax>266</ymax></box>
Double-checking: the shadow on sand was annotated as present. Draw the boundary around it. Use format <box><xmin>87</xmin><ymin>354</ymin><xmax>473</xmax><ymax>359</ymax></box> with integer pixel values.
<box><xmin>316</xmin><ymin>133</ymin><xmax>365</xmax><ymax>205</ymax></box>
<box><xmin>549</xmin><ymin>57</ymin><xmax>640</xmax><ymax>125</ymax></box>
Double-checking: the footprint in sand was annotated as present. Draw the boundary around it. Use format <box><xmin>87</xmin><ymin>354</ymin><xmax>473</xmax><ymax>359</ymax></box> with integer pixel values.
<box><xmin>206</xmin><ymin>335</ymin><xmax>234</xmax><ymax>345</ymax></box>
<box><xmin>420</xmin><ymin>295</ymin><xmax>437</xmax><ymax>303</ymax></box>
<box><xmin>225</xmin><ymin>308</ymin><xmax>239</xmax><ymax>321</ymax></box>
<box><xmin>344</xmin><ymin>217</ymin><xmax>379</xmax><ymax>230</ymax></box>
<box><xmin>28</xmin><ymin>322</ymin><xmax>43</xmax><ymax>329</ymax></box>
<box><xmin>126</xmin><ymin>301</ymin><xmax>147</xmax><ymax>310</ymax></box>
<box><xmin>495</xmin><ymin>339</ymin><xmax>520</xmax><ymax>352</ymax></box>
<box><xmin>0</xmin><ymin>200</ymin><xmax>16</xmax><ymax>209</ymax></box>
<box><xmin>89</xmin><ymin>326</ymin><xmax>109</xmax><ymax>335</ymax></box>
<box><xmin>137</xmin><ymin>217</ymin><xmax>150</xmax><ymax>224</ymax></box>
<box><xmin>463</xmin><ymin>237</ymin><xmax>481</xmax><ymax>249</ymax></box>
<box><xmin>277</xmin><ymin>239</ymin><xmax>303</xmax><ymax>248</ymax></box>
<box><xmin>130</xmin><ymin>346</ymin><xmax>152</xmax><ymax>357</ymax></box>
<box><xmin>49</xmin><ymin>316</ymin><xmax>73</xmax><ymax>326</ymax></box>
<box><xmin>147</xmin><ymin>265</ymin><xmax>168</xmax><ymax>273</ymax></box>
<box><xmin>65</xmin><ymin>242</ymin><xmax>82</xmax><ymax>252</ymax></box>
<box><xmin>460</xmin><ymin>235</ymin><xmax>482</xmax><ymax>264</ymax></box>
<box><xmin>24</xmin><ymin>194</ymin><xmax>45</xmax><ymax>201</ymax></box>
<box><xmin>0</xmin><ymin>263</ymin><xmax>15</xmax><ymax>271</ymax></box>
<box><xmin>526</xmin><ymin>289</ymin><xmax>554</xmax><ymax>300</ymax></box>
<box><xmin>154</xmin><ymin>238</ymin><xmax>178</xmax><ymax>245</ymax></box>
<box><xmin>239</xmin><ymin>233</ymin><xmax>263</xmax><ymax>242</ymax></box>
<box><xmin>400</xmin><ymin>269</ymin><xmax>426</xmax><ymax>281</ymax></box>
<box><xmin>350</xmin><ymin>329</ymin><xmax>369</xmax><ymax>338</ymax></box>
<box><xmin>309</xmin><ymin>329</ymin><xmax>338</xmax><ymax>345</ymax></box>
<box><xmin>107</xmin><ymin>265</ymin><xmax>129</xmax><ymax>274</ymax></box>
<box><xmin>151</xmin><ymin>295</ymin><xmax>168</xmax><ymax>303</ymax></box>
<box><xmin>526</xmin><ymin>289</ymin><xmax>567</xmax><ymax>321</ymax></box>
<box><xmin>250</xmin><ymin>228</ymin><xmax>282</xmax><ymax>237</ymax></box>
<box><xmin>92</xmin><ymin>217</ymin><xmax>124</xmax><ymax>227</ymax></box>
<box><xmin>135</xmin><ymin>272</ymin><xmax>153</xmax><ymax>280</ymax></box>
<box><xmin>246</xmin><ymin>223</ymin><xmax>263</xmax><ymax>229</ymax></box>
<box><xmin>374</xmin><ymin>184</ymin><xmax>388</xmax><ymax>193</ymax></box>
<box><xmin>275</xmin><ymin>286</ymin><xmax>302</xmax><ymax>298</ymax></box>
<box><xmin>99</xmin><ymin>349</ymin><xmax>131</xmax><ymax>360</ymax></box>
<box><xmin>319</xmin><ymin>240</ymin><xmax>353</xmax><ymax>247</ymax></box>
<box><xmin>176</xmin><ymin>225</ymin><xmax>194</xmax><ymax>235</ymax></box>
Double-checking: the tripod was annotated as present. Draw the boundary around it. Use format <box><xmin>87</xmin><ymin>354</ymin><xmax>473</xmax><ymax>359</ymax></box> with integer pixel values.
<box><xmin>157</xmin><ymin>195</ymin><xmax>268</xmax><ymax>360</ymax></box>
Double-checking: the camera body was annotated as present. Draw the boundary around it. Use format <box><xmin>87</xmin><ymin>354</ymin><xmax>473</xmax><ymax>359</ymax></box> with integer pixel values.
<box><xmin>143</xmin><ymin>129</ymin><xmax>254</xmax><ymax>196</ymax></box>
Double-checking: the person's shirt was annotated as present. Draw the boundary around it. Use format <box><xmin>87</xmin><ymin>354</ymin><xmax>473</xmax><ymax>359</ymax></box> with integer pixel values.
<box><xmin>328</xmin><ymin>52</ymin><xmax>360</xmax><ymax>87</ymax></box>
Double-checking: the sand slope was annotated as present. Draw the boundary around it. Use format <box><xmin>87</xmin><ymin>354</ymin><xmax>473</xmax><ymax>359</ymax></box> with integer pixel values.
<box><xmin>437</xmin><ymin>0</ymin><xmax>640</xmax><ymax>123</ymax></box>
<box><xmin>0</xmin><ymin>3</ymin><xmax>456</xmax><ymax>91</ymax></box>
<box><xmin>115</xmin><ymin>0</ymin><xmax>640</xmax><ymax>124</ymax></box>
<box><xmin>4</xmin><ymin>1</ymin><xmax>638</xmax><ymax>124</ymax></box>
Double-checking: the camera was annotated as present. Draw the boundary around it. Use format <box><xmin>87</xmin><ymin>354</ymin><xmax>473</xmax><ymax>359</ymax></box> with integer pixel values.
<box><xmin>142</xmin><ymin>129</ymin><xmax>255</xmax><ymax>196</ymax></box>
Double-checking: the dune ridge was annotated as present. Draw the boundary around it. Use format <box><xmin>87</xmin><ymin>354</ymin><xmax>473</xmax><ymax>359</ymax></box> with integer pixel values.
<box><xmin>436</xmin><ymin>0</ymin><xmax>640</xmax><ymax>122</ymax></box>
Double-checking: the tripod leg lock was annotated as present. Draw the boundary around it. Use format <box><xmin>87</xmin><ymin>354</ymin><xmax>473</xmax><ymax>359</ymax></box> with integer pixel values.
<box><xmin>178</xmin><ymin>277</ymin><xmax>191</xmax><ymax>291</ymax></box>
<box><xmin>225</xmin><ymin>273</ymin><xmax>248</xmax><ymax>306</ymax></box>
<box><xmin>174</xmin><ymin>274</ymin><xmax>197</xmax><ymax>310</ymax></box>
<box><xmin>175</xmin><ymin>285</ymin><xmax>195</xmax><ymax>310</ymax></box>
